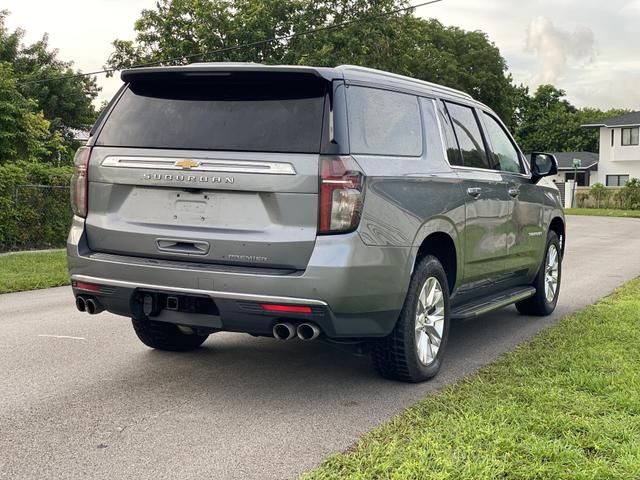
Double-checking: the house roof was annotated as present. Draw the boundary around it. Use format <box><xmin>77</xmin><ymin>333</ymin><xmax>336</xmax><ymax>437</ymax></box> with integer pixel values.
<box><xmin>582</xmin><ymin>111</ymin><xmax>640</xmax><ymax>128</ymax></box>
<box><xmin>549</xmin><ymin>152</ymin><xmax>599</xmax><ymax>170</ymax></box>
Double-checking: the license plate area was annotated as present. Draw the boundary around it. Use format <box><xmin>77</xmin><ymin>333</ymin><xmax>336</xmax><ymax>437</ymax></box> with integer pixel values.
<box><xmin>137</xmin><ymin>290</ymin><xmax>219</xmax><ymax>317</ymax></box>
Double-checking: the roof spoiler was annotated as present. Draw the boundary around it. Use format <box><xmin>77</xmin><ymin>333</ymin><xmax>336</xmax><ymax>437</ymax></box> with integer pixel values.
<box><xmin>120</xmin><ymin>63</ymin><xmax>340</xmax><ymax>83</ymax></box>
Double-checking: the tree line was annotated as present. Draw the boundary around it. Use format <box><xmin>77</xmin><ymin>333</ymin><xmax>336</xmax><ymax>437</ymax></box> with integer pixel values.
<box><xmin>0</xmin><ymin>1</ymin><xmax>630</xmax><ymax>166</ymax></box>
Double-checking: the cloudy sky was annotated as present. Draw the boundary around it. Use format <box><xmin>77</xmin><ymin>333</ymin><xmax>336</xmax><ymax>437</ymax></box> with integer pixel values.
<box><xmin>4</xmin><ymin>0</ymin><xmax>640</xmax><ymax>110</ymax></box>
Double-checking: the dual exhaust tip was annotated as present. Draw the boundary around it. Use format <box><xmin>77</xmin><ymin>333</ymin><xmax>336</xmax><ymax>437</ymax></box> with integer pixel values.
<box><xmin>273</xmin><ymin>322</ymin><xmax>320</xmax><ymax>341</ymax></box>
<box><xmin>75</xmin><ymin>296</ymin><xmax>104</xmax><ymax>315</ymax></box>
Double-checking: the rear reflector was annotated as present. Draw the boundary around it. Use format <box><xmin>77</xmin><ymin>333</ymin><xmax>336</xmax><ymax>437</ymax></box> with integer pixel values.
<box><xmin>74</xmin><ymin>281</ymin><xmax>102</xmax><ymax>293</ymax></box>
<box><xmin>261</xmin><ymin>304</ymin><xmax>312</xmax><ymax>314</ymax></box>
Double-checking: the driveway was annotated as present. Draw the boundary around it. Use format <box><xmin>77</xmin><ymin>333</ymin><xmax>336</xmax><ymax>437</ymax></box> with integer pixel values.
<box><xmin>1</xmin><ymin>215</ymin><xmax>639</xmax><ymax>480</ymax></box>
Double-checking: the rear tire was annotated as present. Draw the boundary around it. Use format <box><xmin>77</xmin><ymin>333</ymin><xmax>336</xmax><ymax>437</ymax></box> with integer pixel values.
<box><xmin>132</xmin><ymin>317</ymin><xmax>209</xmax><ymax>351</ymax></box>
<box><xmin>516</xmin><ymin>231</ymin><xmax>562</xmax><ymax>316</ymax></box>
<box><xmin>372</xmin><ymin>255</ymin><xmax>450</xmax><ymax>383</ymax></box>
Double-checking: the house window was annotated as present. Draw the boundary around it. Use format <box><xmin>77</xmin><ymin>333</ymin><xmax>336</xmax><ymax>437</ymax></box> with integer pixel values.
<box><xmin>606</xmin><ymin>174</ymin><xmax>630</xmax><ymax>187</ymax></box>
<box><xmin>565</xmin><ymin>172</ymin><xmax>587</xmax><ymax>186</ymax></box>
<box><xmin>621</xmin><ymin>127</ymin><xmax>639</xmax><ymax>146</ymax></box>
<box><xmin>611</xmin><ymin>129</ymin><xmax>614</xmax><ymax>147</ymax></box>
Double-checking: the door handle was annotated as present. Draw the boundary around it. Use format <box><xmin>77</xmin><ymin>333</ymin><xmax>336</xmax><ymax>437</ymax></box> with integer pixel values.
<box><xmin>508</xmin><ymin>187</ymin><xmax>520</xmax><ymax>198</ymax></box>
<box><xmin>467</xmin><ymin>187</ymin><xmax>482</xmax><ymax>198</ymax></box>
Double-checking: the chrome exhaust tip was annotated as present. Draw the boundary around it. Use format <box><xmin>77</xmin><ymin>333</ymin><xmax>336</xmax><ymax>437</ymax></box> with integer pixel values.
<box><xmin>297</xmin><ymin>323</ymin><xmax>320</xmax><ymax>341</ymax></box>
<box><xmin>273</xmin><ymin>322</ymin><xmax>296</xmax><ymax>340</ymax></box>
<box><xmin>85</xmin><ymin>298</ymin><xmax>105</xmax><ymax>315</ymax></box>
<box><xmin>75</xmin><ymin>296</ymin><xmax>86</xmax><ymax>312</ymax></box>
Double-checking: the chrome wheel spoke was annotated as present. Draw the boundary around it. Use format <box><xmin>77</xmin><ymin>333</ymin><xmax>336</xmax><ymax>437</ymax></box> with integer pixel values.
<box><xmin>544</xmin><ymin>245</ymin><xmax>559</xmax><ymax>302</ymax></box>
<box><xmin>414</xmin><ymin>275</ymin><xmax>446</xmax><ymax>367</ymax></box>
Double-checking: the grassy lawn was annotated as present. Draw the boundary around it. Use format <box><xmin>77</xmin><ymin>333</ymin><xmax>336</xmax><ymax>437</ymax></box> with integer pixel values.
<box><xmin>304</xmin><ymin>279</ymin><xmax>640</xmax><ymax>480</ymax></box>
<box><xmin>0</xmin><ymin>250</ymin><xmax>69</xmax><ymax>294</ymax></box>
<box><xmin>565</xmin><ymin>208</ymin><xmax>640</xmax><ymax>218</ymax></box>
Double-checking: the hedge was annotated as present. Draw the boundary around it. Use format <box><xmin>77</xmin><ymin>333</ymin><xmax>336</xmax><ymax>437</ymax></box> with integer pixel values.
<box><xmin>0</xmin><ymin>162</ymin><xmax>73</xmax><ymax>252</ymax></box>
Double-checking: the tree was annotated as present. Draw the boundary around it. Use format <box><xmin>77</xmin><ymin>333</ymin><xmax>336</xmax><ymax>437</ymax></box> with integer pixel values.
<box><xmin>106</xmin><ymin>0</ymin><xmax>518</xmax><ymax>122</ymax></box>
<box><xmin>513</xmin><ymin>84</ymin><xmax>629</xmax><ymax>153</ymax></box>
<box><xmin>0</xmin><ymin>10</ymin><xmax>99</xmax><ymax>162</ymax></box>
<box><xmin>0</xmin><ymin>63</ymin><xmax>63</xmax><ymax>163</ymax></box>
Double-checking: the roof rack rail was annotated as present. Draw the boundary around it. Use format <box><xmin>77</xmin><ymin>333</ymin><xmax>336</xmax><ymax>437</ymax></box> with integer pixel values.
<box><xmin>336</xmin><ymin>65</ymin><xmax>473</xmax><ymax>100</ymax></box>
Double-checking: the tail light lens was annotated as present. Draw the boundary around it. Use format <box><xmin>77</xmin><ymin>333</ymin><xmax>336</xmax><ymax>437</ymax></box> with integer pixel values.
<box><xmin>318</xmin><ymin>156</ymin><xmax>364</xmax><ymax>234</ymax></box>
<box><xmin>70</xmin><ymin>147</ymin><xmax>91</xmax><ymax>218</ymax></box>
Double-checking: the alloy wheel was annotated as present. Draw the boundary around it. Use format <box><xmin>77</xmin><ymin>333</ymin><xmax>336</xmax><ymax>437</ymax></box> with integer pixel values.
<box><xmin>544</xmin><ymin>244</ymin><xmax>559</xmax><ymax>302</ymax></box>
<box><xmin>415</xmin><ymin>276</ymin><xmax>445</xmax><ymax>366</ymax></box>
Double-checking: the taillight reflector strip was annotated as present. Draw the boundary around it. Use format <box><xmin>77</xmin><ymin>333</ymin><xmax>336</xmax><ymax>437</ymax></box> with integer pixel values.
<box><xmin>261</xmin><ymin>304</ymin><xmax>312</xmax><ymax>314</ymax></box>
<box><xmin>75</xmin><ymin>281</ymin><xmax>102</xmax><ymax>293</ymax></box>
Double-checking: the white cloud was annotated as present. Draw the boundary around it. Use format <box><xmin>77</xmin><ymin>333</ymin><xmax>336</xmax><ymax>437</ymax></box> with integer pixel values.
<box><xmin>2</xmin><ymin>0</ymin><xmax>639</xmax><ymax>111</ymax></box>
<box><xmin>525</xmin><ymin>16</ymin><xmax>595</xmax><ymax>85</ymax></box>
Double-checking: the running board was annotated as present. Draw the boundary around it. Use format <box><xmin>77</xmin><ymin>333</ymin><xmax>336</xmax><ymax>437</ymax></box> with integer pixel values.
<box><xmin>451</xmin><ymin>287</ymin><xmax>536</xmax><ymax>320</ymax></box>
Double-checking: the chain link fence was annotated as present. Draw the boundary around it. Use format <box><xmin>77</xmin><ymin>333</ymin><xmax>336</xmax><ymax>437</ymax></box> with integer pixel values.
<box><xmin>0</xmin><ymin>185</ymin><xmax>72</xmax><ymax>253</ymax></box>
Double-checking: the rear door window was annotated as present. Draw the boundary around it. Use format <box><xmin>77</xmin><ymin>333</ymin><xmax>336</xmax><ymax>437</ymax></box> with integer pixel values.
<box><xmin>96</xmin><ymin>74</ymin><xmax>327</xmax><ymax>153</ymax></box>
<box><xmin>445</xmin><ymin>102</ymin><xmax>490</xmax><ymax>170</ymax></box>
<box><xmin>347</xmin><ymin>86</ymin><xmax>422</xmax><ymax>156</ymax></box>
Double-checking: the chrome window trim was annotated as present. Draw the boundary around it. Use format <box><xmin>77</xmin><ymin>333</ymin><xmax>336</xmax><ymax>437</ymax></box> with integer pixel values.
<box><xmin>101</xmin><ymin>156</ymin><xmax>297</xmax><ymax>175</ymax></box>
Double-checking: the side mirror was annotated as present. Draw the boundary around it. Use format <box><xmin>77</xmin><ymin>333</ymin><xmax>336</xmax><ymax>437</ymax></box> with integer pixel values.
<box><xmin>530</xmin><ymin>153</ymin><xmax>558</xmax><ymax>182</ymax></box>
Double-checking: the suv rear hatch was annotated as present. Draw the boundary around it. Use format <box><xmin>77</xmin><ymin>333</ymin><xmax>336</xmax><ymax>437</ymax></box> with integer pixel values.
<box><xmin>86</xmin><ymin>68</ymin><xmax>331</xmax><ymax>270</ymax></box>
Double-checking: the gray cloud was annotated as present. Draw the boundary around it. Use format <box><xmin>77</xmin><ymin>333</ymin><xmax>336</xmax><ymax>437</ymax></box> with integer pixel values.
<box><xmin>525</xmin><ymin>16</ymin><xmax>595</xmax><ymax>84</ymax></box>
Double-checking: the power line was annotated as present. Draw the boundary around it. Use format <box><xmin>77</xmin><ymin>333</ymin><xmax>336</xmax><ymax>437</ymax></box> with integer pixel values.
<box><xmin>18</xmin><ymin>0</ymin><xmax>444</xmax><ymax>86</ymax></box>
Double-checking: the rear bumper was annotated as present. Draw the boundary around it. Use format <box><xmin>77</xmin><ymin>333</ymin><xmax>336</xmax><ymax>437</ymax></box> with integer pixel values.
<box><xmin>67</xmin><ymin>217</ymin><xmax>411</xmax><ymax>338</ymax></box>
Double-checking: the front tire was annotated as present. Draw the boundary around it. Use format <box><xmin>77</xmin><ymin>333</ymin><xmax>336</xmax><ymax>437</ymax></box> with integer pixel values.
<box><xmin>516</xmin><ymin>231</ymin><xmax>562</xmax><ymax>316</ymax></box>
<box><xmin>372</xmin><ymin>255</ymin><xmax>451</xmax><ymax>382</ymax></box>
<box><xmin>132</xmin><ymin>317</ymin><xmax>209</xmax><ymax>351</ymax></box>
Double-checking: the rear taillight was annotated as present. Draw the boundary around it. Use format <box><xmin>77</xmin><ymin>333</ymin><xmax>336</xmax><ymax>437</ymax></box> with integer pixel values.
<box><xmin>70</xmin><ymin>147</ymin><xmax>91</xmax><ymax>218</ymax></box>
<box><xmin>318</xmin><ymin>156</ymin><xmax>364</xmax><ymax>234</ymax></box>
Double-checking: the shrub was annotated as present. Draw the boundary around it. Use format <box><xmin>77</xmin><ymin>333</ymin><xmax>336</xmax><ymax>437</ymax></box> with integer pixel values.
<box><xmin>589</xmin><ymin>183</ymin><xmax>609</xmax><ymax>208</ymax></box>
<box><xmin>618</xmin><ymin>178</ymin><xmax>640</xmax><ymax>210</ymax></box>
<box><xmin>0</xmin><ymin>162</ymin><xmax>72</xmax><ymax>252</ymax></box>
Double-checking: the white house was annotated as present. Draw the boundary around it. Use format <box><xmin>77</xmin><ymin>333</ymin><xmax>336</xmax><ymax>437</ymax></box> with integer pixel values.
<box><xmin>583</xmin><ymin>111</ymin><xmax>640</xmax><ymax>186</ymax></box>
<box><xmin>548</xmin><ymin>151</ymin><xmax>599</xmax><ymax>186</ymax></box>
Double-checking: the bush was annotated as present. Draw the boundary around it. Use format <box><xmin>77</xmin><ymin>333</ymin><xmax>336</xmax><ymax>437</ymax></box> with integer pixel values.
<box><xmin>618</xmin><ymin>178</ymin><xmax>640</xmax><ymax>210</ymax></box>
<box><xmin>589</xmin><ymin>183</ymin><xmax>610</xmax><ymax>208</ymax></box>
<box><xmin>0</xmin><ymin>162</ymin><xmax>72</xmax><ymax>252</ymax></box>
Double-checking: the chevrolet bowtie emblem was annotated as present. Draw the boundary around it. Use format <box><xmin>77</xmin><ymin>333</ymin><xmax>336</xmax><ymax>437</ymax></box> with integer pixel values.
<box><xmin>175</xmin><ymin>159</ymin><xmax>201</xmax><ymax>170</ymax></box>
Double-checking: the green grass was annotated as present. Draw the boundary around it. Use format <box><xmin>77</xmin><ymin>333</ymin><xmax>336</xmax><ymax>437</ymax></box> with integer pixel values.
<box><xmin>304</xmin><ymin>279</ymin><xmax>640</xmax><ymax>480</ymax></box>
<box><xmin>0</xmin><ymin>249</ymin><xmax>69</xmax><ymax>294</ymax></box>
<box><xmin>565</xmin><ymin>208</ymin><xmax>640</xmax><ymax>218</ymax></box>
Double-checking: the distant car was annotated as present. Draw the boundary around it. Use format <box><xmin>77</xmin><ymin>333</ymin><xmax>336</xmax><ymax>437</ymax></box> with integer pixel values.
<box><xmin>67</xmin><ymin>63</ymin><xmax>564</xmax><ymax>382</ymax></box>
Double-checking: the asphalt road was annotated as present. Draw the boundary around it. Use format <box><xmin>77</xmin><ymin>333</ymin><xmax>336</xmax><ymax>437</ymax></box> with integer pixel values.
<box><xmin>1</xmin><ymin>215</ymin><xmax>639</xmax><ymax>480</ymax></box>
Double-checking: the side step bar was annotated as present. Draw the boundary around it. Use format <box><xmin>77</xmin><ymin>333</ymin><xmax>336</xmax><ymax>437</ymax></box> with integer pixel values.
<box><xmin>451</xmin><ymin>286</ymin><xmax>536</xmax><ymax>320</ymax></box>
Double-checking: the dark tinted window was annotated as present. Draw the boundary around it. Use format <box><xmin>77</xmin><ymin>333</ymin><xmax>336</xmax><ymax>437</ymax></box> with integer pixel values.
<box><xmin>482</xmin><ymin>112</ymin><xmax>522</xmax><ymax>173</ymax></box>
<box><xmin>96</xmin><ymin>74</ymin><xmax>326</xmax><ymax>153</ymax></box>
<box><xmin>347</xmin><ymin>87</ymin><xmax>422</xmax><ymax>156</ymax></box>
<box><xmin>437</xmin><ymin>101</ymin><xmax>462</xmax><ymax>166</ymax></box>
<box><xmin>445</xmin><ymin>102</ymin><xmax>490</xmax><ymax>169</ymax></box>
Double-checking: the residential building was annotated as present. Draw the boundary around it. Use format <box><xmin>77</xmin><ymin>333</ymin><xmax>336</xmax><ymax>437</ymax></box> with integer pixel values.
<box><xmin>547</xmin><ymin>151</ymin><xmax>599</xmax><ymax>186</ymax></box>
<box><xmin>583</xmin><ymin>111</ymin><xmax>640</xmax><ymax>186</ymax></box>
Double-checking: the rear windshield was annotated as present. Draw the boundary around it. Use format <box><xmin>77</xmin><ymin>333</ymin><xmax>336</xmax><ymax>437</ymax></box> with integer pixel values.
<box><xmin>96</xmin><ymin>73</ymin><xmax>327</xmax><ymax>153</ymax></box>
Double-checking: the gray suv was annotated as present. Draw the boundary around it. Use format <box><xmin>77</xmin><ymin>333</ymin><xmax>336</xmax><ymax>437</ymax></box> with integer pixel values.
<box><xmin>68</xmin><ymin>64</ymin><xmax>564</xmax><ymax>382</ymax></box>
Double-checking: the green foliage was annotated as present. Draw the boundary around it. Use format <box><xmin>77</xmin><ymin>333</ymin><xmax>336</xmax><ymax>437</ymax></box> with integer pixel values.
<box><xmin>565</xmin><ymin>208</ymin><xmax>640</xmax><ymax>218</ymax></box>
<box><xmin>304</xmin><ymin>279</ymin><xmax>640</xmax><ymax>479</ymax></box>
<box><xmin>0</xmin><ymin>162</ymin><xmax>72</xmax><ymax>251</ymax></box>
<box><xmin>514</xmin><ymin>84</ymin><xmax>629</xmax><ymax>153</ymax></box>
<box><xmin>0</xmin><ymin>10</ymin><xmax>99</xmax><ymax>164</ymax></box>
<box><xmin>589</xmin><ymin>182</ymin><xmax>609</xmax><ymax>208</ymax></box>
<box><xmin>0</xmin><ymin>250</ymin><xmax>69</xmax><ymax>293</ymax></box>
<box><xmin>106</xmin><ymin>0</ymin><xmax>518</xmax><ymax>122</ymax></box>
<box><xmin>618</xmin><ymin>178</ymin><xmax>640</xmax><ymax>210</ymax></box>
